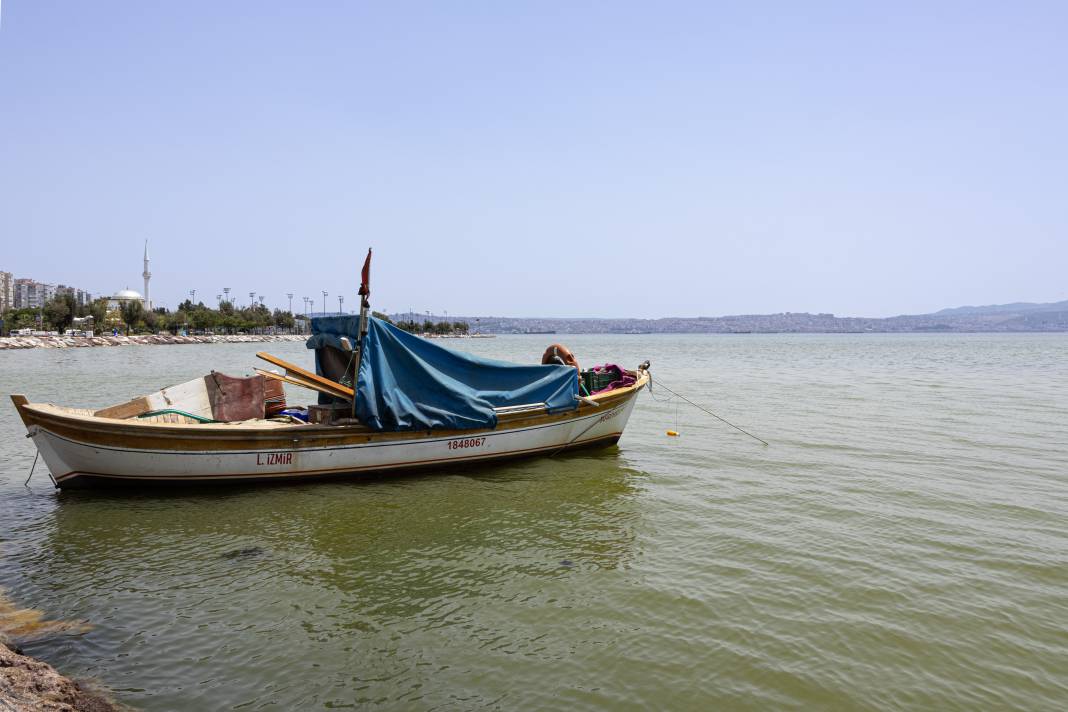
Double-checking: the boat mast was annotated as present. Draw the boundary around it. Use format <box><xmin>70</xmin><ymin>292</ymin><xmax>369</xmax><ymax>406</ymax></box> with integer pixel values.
<box><xmin>353</xmin><ymin>248</ymin><xmax>372</xmax><ymax>419</ymax></box>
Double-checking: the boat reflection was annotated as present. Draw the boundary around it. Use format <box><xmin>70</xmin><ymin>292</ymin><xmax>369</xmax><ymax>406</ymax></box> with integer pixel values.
<box><xmin>41</xmin><ymin>449</ymin><xmax>648</xmax><ymax>620</ymax></box>
<box><xmin>26</xmin><ymin>447</ymin><xmax>651</xmax><ymax>710</ymax></box>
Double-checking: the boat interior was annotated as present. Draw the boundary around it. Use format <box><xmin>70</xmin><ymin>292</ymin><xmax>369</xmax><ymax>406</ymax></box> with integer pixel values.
<box><xmin>28</xmin><ymin>349</ymin><xmax>645</xmax><ymax>431</ymax></box>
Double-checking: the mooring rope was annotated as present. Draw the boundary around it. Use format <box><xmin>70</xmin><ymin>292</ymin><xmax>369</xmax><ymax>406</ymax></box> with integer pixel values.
<box><xmin>651</xmin><ymin>374</ymin><xmax>769</xmax><ymax>446</ymax></box>
<box><xmin>548</xmin><ymin>408</ymin><xmax>607</xmax><ymax>458</ymax></box>
<box><xmin>23</xmin><ymin>451</ymin><xmax>39</xmax><ymax>487</ymax></box>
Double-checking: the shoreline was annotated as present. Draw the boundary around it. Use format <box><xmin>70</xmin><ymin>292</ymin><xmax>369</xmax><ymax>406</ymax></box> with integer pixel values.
<box><xmin>1</xmin><ymin>591</ymin><xmax>119</xmax><ymax>710</ymax></box>
<box><xmin>0</xmin><ymin>641</ymin><xmax>120</xmax><ymax>711</ymax></box>
<box><xmin>0</xmin><ymin>334</ymin><xmax>307</xmax><ymax>350</ymax></box>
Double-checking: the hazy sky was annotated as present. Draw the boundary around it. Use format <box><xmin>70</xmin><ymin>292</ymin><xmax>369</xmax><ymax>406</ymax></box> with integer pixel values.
<box><xmin>1</xmin><ymin>1</ymin><xmax>1065</xmax><ymax>318</ymax></box>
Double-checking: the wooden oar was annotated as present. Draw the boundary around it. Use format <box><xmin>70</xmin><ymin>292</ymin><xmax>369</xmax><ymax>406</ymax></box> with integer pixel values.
<box><xmin>255</xmin><ymin>352</ymin><xmax>354</xmax><ymax>398</ymax></box>
<box><xmin>254</xmin><ymin>369</ymin><xmax>352</xmax><ymax>401</ymax></box>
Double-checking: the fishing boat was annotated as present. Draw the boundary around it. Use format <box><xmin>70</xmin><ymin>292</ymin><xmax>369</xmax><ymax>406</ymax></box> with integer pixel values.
<box><xmin>10</xmin><ymin>253</ymin><xmax>649</xmax><ymax>489</ymax></box>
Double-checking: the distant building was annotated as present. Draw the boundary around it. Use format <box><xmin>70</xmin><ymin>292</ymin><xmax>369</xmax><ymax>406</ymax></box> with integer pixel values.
<box><xmin>143</xmin><ymin>240</ymin><xmax>152</xmax><ymax>311</ymax></box>
<box><xmin>5</xmin><ymin>242</ymin><xmax>146</xmax><ymax>316</ymax></box>
<box><xmin>103</xmin><ymin>289</ymin><xmax>145</xmax><ymax>332</ymax></box>
<box><xmin>0</xmin><ymin>271</ymin><xmax>12</xmax><ymax>312</ymax></box>
<box><xmin>72</xmin><ymin>315</ymin><xmax>95</xmax><ymax>331</ymax></box>
<box><xmin>13</xmin><ymin>279</ymin><xmax>56</xmax><ymax>309</ymax></box>
<box><xmin>103</xmin><ymin>242</ymin><xmax>154</xmax><ymax>311</ymax></box>
<box><xmin>107</xmin><ymin>288</ymin><xmax>146</xmax><ymax>310</ymax></box>
<box><xmin>14</xmin><ymin>279</ymin><xmax>30</xmax><ymax>308</ymax></box>
<box><xmin>7</xmin><ymin>278</ymin><xmax>91</xmax><ymax>311</ymax></box>
<box><xmin>56</xmin><ymin>284</ymin><xmax>92</xmax><ymax>307</ymax></box>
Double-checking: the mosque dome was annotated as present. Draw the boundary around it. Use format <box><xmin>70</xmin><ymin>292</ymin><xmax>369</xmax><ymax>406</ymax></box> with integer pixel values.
<box><xmin>113</xmin><ymin>288</ymin><xmax>143</xmax><ymax>301</ymax></box>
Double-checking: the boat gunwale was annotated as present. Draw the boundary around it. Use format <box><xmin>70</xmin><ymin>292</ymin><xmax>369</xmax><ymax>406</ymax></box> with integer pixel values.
<box><xmin>11</xmin><ymin>371</ymin><xmax>649</xmax><ymax>447</ymax></box>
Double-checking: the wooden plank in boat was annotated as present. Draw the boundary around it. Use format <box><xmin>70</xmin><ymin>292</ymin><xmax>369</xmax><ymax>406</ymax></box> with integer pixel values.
<box><xmin>94</xmin><ymin>376</ymin><xmax>214</xmax><ymax>420</ymax></box>
<box><xmin>255</xmin><ymin>368</ymin><xmax>351</xmax><ymax>400</ymax></box>
<box><xmin>256</xmin><ymin>352</ymin><xmax>354</xmax><ymax>398</ymax></box>
<box><xmin>255</xmin><ymin>368</ymin><xmax>350</xmax><ymax>400</ymax></box>
<box><xmin>94</xmin><ymin>395</ymin><xmax>154</xmax><ymax>420</ymax></box>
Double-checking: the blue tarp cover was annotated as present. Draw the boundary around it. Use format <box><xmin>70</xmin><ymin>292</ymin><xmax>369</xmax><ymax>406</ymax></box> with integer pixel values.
<box><xmin>338</xmin><ymin>317</ymin><xmax>578</xmax><ymax>431</ymax></box>
<box><xmin>306</xmin><ymin>314</ymin><xmax>360</xmax><ymax>391</ymax></box>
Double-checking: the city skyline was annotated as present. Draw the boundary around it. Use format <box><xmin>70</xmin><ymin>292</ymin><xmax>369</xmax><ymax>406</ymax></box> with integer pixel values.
<box><xmin>4</xmin><ymin>245</ymin><xmax>1063</xmax><ymax>322</ymax></box>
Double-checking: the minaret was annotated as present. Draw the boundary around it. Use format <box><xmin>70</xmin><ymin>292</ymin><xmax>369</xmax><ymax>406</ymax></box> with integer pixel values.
<box><xmin>142</xmin><ymin>240</ymin><xmax>152</xmax><ymax>310</ymax></box>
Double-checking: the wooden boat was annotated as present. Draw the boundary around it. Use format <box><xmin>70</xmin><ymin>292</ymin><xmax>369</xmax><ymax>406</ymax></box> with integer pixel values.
<box><xmin>11</xmin><ymin>251</ymin><xmax>649</xmax><ymax>489</ymax></box>
<box><xmin>10</xmin><ymin>365</ymin><xmax>648</xmax><ymax>489</ymax></box>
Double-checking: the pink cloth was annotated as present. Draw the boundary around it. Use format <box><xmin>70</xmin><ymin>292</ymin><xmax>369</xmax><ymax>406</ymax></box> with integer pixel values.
<box><xmin>590</xmin><ymin>364</ymin><xmax>636</xmax><ymax>394</ymax></box>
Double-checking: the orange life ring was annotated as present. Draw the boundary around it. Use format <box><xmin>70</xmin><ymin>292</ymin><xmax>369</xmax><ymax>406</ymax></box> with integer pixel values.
<box><xmin>542</xmin><ymin>343</ymin><xmax>580</xmax><ymax>374</ymax></box>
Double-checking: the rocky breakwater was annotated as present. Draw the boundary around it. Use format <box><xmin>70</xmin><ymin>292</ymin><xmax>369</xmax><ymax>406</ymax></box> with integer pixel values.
<box><xmin>0</xmin><ymin>334</ymin><xmax>306</xmax><ymax>350</ymax></box>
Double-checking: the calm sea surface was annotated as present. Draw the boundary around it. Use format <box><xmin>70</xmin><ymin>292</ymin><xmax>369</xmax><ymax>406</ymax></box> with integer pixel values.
<box><xmin>1</xmin><ymin>334</ymin><xmax>1066</xmax><ymax>710</ymax></box>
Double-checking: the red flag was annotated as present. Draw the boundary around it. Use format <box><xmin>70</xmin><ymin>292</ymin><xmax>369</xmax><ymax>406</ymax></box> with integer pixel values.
<box><xmin>358</xmin><ymin>248</ymin><xmax>372</xmax><ymax>299</ymax></box>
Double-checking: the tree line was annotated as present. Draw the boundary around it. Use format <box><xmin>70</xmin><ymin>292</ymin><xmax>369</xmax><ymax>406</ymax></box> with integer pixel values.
<box><xmin>1</xmin><ymin>294</ymin><xmax>299</xmax><ymax>336</ymax></box>
<box><xmin>392</xmin><ymin>319</ymin><xmax>470</xmax><ymax>335</ymax></box>
<box><xmin>1</xmin><ymin>295</ymin><xmax>472</xmax><ymax>337</ymax></box>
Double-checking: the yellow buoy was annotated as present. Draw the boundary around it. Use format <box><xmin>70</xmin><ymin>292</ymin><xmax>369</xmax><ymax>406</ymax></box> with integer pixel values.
<box><xmin>666</xmin><ymin>430</ymin><xmax>679</xmax><ymax>437</ymax></box>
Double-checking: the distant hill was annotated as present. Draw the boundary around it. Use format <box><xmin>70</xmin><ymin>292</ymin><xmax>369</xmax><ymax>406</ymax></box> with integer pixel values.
<box><xmin>932</xmin><ymin>300</ymin><xmax>1068</xmax><ymax>316</ymax></box>
<box><xmin>389</xmin><ymin>299</ymin><xmax>1068</xmax><ymax>334</ymax></box>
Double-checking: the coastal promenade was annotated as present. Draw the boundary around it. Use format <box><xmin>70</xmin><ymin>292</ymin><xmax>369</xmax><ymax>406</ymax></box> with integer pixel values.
<box><xmin>0</xmin><ymin>334</ymin><xmax>306</xmax><ymax>350</ymax></box>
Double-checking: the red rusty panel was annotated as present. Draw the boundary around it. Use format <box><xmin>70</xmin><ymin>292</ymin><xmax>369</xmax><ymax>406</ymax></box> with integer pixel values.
<box><xmin>205</xmin><ymin>372</ymin><xmax>266</xmax><ymax>422</ymax></box>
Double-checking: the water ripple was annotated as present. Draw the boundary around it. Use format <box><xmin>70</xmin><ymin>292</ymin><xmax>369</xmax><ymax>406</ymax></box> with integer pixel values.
<box><xmin>1</xmin><ymin>335</ymin><xmax>1067</xmax><ymax>709</ymax></box>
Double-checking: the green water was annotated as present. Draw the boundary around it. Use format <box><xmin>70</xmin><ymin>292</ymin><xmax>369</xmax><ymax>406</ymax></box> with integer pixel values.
<box><xmin>1</xmin><ymin>334</ymin><xmax>1066</xmax><ymax>710</ymax></box>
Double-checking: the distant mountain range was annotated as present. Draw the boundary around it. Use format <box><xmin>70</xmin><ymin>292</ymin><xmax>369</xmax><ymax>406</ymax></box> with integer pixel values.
<box><xmin>931</xmin><ymin>300</ymin><xmax>1068</xmax><ymax>317</ymax></box>
<box><xmin>390</xmin><ymin>300</ymin><xmax>1068</xmax><ymax>334</ymax></box>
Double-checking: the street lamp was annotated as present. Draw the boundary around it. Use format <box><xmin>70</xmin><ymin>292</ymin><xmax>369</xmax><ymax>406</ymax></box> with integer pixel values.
<box><xmin>216</xmin><ymin>294</ymin><xmax>222</xmax><ymax>305</ymax></box>
<box><xmin>338</xmin><ymin>295</ymin><xmax>344</xmax><ymax>315</ymax></box>
<box><xmin>249</xmin><ymin>292</ymin><xmax>256</xmax><ymax>308</ymax></box>
<box><xmin>223</xmin><ymin>287</ymin><xmax>230</xmax><ymax>305</ymax></box>
<box><xmin>303</xmin><ymin>297</ymin><xmax>309</xmax><ymax>317</ymax></box>
<box><xmin>322</xmin><ymin>291</ymin><xmax>328</xmax><ymax>315</ymax></box>
<box><xmin>287</xmin><ymin>293</ymin><xmax>293</xmax><ymax>314</ymax></box>
<box><xmin>189</xmin><ymin>289</ymin><xmax>196</xmax><ymax>305</ymax></box>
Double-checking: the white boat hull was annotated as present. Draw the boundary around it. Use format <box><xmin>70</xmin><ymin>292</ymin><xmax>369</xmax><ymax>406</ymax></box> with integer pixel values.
<box><xmin>16</xmin><ymin>381</ymin><xmax>644</xmax><ymax>488</ymax></box>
